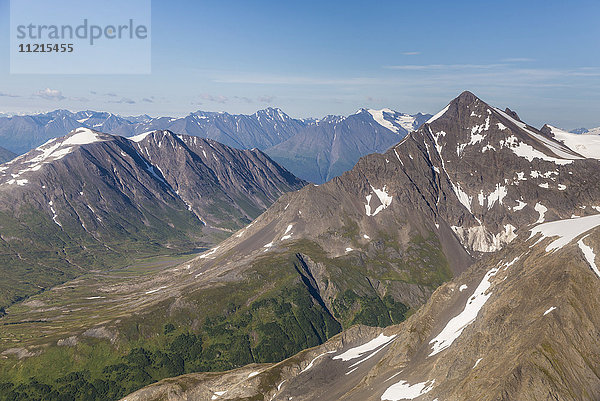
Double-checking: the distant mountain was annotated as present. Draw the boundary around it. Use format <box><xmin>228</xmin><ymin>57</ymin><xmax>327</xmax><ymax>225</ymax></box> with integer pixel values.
<box><xmin>0</xmin><ymin>128</ymin><xmax>305</xmax><ymax>309</ymax></box>
<box><xmin>542</xmin><ymin>124</ymin><xmax>600</xmax><ymax>160</ymax></box>
<box><xmin>570</xmin><ymin>127</ymin><xmax>600</xmax><ymax>135</ymax></box>
<box><xmin>0</xmin><ymin>108</ymin><xmax>431</xmax><ymax>184</ymax></box>
<box><xmin>0</xmin><ymin>146</ymin><xmax>15</xmax><ymax>163</ymax></box>
<box><xmin>265</xmin><ymin>109</ymin><xmax>430</xmax><ymax>183</ymax></box>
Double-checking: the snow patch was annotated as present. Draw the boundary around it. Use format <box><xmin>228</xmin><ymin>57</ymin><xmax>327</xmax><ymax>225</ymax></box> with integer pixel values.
<box><xmin>530</xmin><ymin>214</ymin><xmax>600</xmax><ymax>252</ymax></box>
<box><xmin>333</xmin><ymin>333</ymin><xmax>397</xmax><ymax>362</ymax></box>
<box><xmin>578</xmin><ymin>236</ymin><xmax>600</xmax><ymax>278</ymax></box>
<box><xmin>486</xmin><ymin>184</ymin><xmax>508</xmax><ymax>210</ymax></box>
<box><xmin>381</xmin><ymin>380</ymin><xmax>435</xmax><ymax>401</ymax></box>
<box><xmin>513</xmin><ymin>200</ymin><xmax>527</xmax><ymax>211</ymax></box>
<box><xmin>534</xmin><ymin>203</ymin><xmax>548</xmax><ymax>224</ymax></box>
<box><xmin>543</xmin><ymin>306</ymin><xmax>557</xmax><ymax>316</ymax></box>
<box><xmin>365</xmin><ymin>185</ymin><xmax>393</xmax><ymax>217</ymax></box>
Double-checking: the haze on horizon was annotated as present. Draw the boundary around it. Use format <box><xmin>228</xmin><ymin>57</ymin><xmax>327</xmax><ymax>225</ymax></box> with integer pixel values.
<box><xmin>0</xmin><ymin>0</ymin><xmax>598</xmax><ymax>130</ymax></box>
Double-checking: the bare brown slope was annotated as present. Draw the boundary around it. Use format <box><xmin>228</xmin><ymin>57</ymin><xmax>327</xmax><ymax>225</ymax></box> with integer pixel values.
<box><xmin>122</xmin><ymin>217</ymin><xmax>600</xmax><ymax>401</ymax></box>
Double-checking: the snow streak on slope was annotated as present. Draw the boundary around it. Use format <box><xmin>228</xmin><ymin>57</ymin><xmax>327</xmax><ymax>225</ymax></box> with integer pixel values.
<box><xmin>428</xmin><ymin>257</ymin><xmax>519</xmax><ymax>356</ymax></box>
<box><xmin>426</xmin><ymin>105</ymin><xmax>450</xmax><ymax>124</ymax></box>
<box><xmin>578</xmin><ymin>237</ymin><xmax>600</xmax><ymax>278</ymax></box>
<box><xmin>494</xmin><ymin>108</ymin><xmax>582</xmax><ymax>164</ymax></box>
<box><xmin>333</xmin><ymin>334</ymin><xmax>397</xmax><ymax>362</ymax></box>
<box><xmin>530</xmin><ymin>214</ymin><xmax>600</xmax><ymax>252</ymax></box>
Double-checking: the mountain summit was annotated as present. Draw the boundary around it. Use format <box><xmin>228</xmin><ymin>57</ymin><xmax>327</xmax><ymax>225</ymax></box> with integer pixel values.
<box><xmin>116</xmin><ymin>91</ymin><xmax>600</xmax><ymax>401</ymax></box>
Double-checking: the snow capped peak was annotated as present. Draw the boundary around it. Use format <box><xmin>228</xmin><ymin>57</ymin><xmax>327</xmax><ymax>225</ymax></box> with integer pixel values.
<box><xmin>365</xmin><ymin>108</ymin><xmax>423</xmax><ymax>134</ymax></box>
<box><xmin>1</xmin><ymin>128</ymin><xmax>111</xmax><ymax>186</ymax></box>
<box><xmin>367</xmin><ymin>108</ymin><xmax>401</xmax><ymax>133</ymax></box>
<box><xmin>63</xmin><ymin>128</ymin><xmax>107</xmax><ymax>146</ymax></box>
<box><xmin>255</xmin><ymin>107</ymin><xmax>289</xmax><ymax>121</ymax></box>
<box><xmin>129</xmin><ymin>131</ymin><xmax>153</xmax><ymax>143</ymax></box>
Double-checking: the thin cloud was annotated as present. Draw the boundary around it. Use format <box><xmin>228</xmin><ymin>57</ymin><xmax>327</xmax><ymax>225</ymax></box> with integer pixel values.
<box><xmin>199</xmin><ymin>93</ymin><xmax>229</xmax><ymax>103</ymax></box>
<box><xmin>502</xmin><ymin>58</ymin><xmax>535</xmax><ymax>62</ymax></box>
<box><xmin>35</xmin><ymin>88</ymin><xmax>65</xmax><ymax>100</ymax></box>
<box><xmin>142</xmin><ymin>97</ymin><xmax>154</xmax><ymax>103</ymax></box>
<box><xmin>257</xmin><ymin>95</ymin><xmax>275</xmax><ymax>103</ymax></box>
<box><xmin>213</xmin><ymin>74</ymin><xmax>377</xmax><ymax>86</ymax></box>
<box><xmin>0</xmin><ymin>92</ymin><xmax>20</xmax><ymax>98</ymax></box>
<box><xmin>401</xmin><ymin>51</ymin><xmax>420</xmax><ymax>56</ymax></box>
<box><xmin>109</xmin><ymin>97</ymin><xmax>136</xmax><ymax>104</ymax></box>
<box><xmin>383</xmin><ymin>64</ymin><xmax>507</xmax><ymax>71</ymax></box>
<box><xmin>233</xmin><ymin>96</ymin><xmax>253</xmax><ymax>103</ymax></box>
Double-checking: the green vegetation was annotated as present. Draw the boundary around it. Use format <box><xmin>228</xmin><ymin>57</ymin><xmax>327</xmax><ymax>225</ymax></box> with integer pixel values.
<box><xmin>0</xmin><ymin>203</ymin><xmax>214</xmax><ymax>311</ymax></box>
<box><xmin>0</xmin><ymin>231</ymin><xmax>451</xmax><ymax>401</ymax></box>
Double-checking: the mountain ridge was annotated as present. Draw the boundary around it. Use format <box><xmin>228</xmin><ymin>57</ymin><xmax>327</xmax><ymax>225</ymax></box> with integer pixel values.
<box><xmin>0</xmin><ymin>127</ymin><xmax>305</xmax><ymax>310</ymax></box>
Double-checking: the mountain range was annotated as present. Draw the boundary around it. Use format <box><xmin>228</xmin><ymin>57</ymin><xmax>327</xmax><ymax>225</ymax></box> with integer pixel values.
<box><xmin>1</xmin><ymin>91</ymin><xmax>600</xmax><ymax>401</ymax></box>
<box><xmin>569</xmin><ymin>126</ymin><xmax>600</xmax><ymax>135</ymax></box>
<box><xmin>0</xmin><ymin>108</ymin><xmax>431</xmax><ymax>183</ymax></box>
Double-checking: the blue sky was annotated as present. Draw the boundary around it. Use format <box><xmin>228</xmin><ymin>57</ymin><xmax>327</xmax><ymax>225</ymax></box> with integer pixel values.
<box><xmin>0</xmin><ymin>0</ymin><xmax>599</xmax><ymax>129</ymax></box>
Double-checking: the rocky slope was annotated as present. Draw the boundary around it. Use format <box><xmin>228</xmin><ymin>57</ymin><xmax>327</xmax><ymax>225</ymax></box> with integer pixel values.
<box><xmin>0</xmin><ymin>128</ymin><xmax>304</xmax><ymax>309</ymax></box>
<box><xmin>124</xmin><ymin>214</ymin><xmax>600</xmax><ymax>401</ymax></box>
<box><xmin>113</xmin><ymin>91</ymin><xmax>600</xmax><ymax>400</ymax></box>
